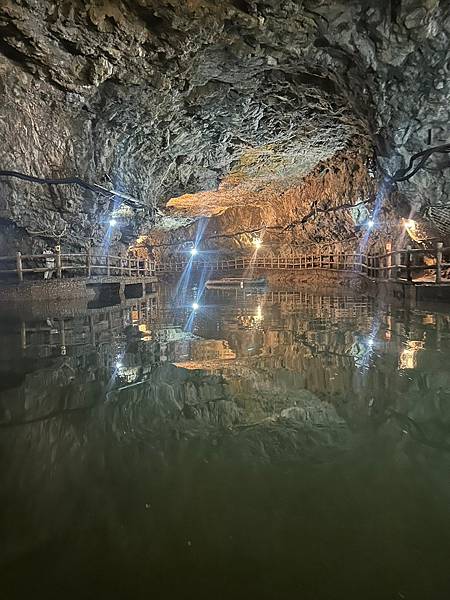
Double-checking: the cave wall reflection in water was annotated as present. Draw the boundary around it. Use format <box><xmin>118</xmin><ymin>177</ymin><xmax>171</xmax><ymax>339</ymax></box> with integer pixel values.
<box><xmin>0</xmin><ymin>286</ymin><xmax>449</xmax><ymax>599</ymax></box>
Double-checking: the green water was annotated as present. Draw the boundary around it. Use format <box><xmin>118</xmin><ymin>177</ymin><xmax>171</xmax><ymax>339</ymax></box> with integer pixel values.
<box><xmin>0</xmin><ymin>286</ymin><xmax>449</xmax><ymax>599</ymax></box>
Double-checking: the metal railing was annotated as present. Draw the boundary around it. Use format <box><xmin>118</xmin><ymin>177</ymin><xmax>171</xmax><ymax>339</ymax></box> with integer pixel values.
<box><xmin>155</xmin><ymin>241</ymin><xmax>450</xmax><ymax>285</ymax></box>
<box><xmin>0</xmin><ymin>248</ymin><xmax>156</xmax><ymax>282</ymax></box>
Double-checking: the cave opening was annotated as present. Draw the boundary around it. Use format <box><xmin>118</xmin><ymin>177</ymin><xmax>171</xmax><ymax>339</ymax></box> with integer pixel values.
<box><xmin>1</xmin><ymin>2</ymin><xmax>450</xmax><ymax>599</ymax></box>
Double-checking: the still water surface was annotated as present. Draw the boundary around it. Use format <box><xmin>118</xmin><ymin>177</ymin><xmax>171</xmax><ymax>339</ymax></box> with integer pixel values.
<box><xmin>0</xmin><ymin>286</ymin><xmax>449</xmax><ymax>599</ymax></box>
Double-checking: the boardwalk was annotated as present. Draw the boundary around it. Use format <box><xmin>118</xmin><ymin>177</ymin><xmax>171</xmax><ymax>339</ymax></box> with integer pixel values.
<box><xmin>1</xmin><ymin>242</ymin><xmax>450</xmax><ymax>305</ymax></box>
<box><xmin>0</xmin><ymin>250</ymin><xmax>157</xmax><ymax>303</ymax></box>
<box><xmin>155</xmin><ymin>242</ymin><xmax>450</xmax><ymax>286</ymax></box>
<box><xmin>0</xmin><ymin>249</ymin><xmax>156</xmax><ymax>282</ymax></box>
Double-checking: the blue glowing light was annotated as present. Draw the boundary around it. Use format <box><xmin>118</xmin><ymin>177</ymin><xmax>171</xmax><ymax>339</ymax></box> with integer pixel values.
<box><xmin>191</xmin><ymin>247</ymin><xmax>198</xmax><ymax>256</ymax></box>
<box><xmin>367</xmin><ymin>219</ymin><xmax>375</xmax><ymax>229</ymax></box>
<box><xmin>192</xmin><ymin>302</ymin><xmax>199</xmax><ymax>310</ymax></box>
<box><xmin>109</xmin><ymin>218</ymin><xmax>117</xmax><ymax>227</ymax></box>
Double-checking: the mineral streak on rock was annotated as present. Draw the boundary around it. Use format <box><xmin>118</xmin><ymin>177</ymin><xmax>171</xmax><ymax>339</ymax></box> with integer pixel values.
<box><xmin>1</xmin><ymin>1</ymin><xmax>450</xmax><ymax>252</ymax></box>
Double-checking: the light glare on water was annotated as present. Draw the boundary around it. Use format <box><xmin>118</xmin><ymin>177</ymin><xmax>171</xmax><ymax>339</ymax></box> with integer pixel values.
<box><xmin>0</xmin><ymin>286</ymin><xmax>449</xmax><ymax>600</ymax></box>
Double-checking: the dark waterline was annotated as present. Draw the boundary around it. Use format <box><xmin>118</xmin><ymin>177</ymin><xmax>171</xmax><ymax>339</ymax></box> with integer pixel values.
<box><xmin>0</xmin><ymin>286</ymin><xmax>449</xmax><ymax>599</ymax></box>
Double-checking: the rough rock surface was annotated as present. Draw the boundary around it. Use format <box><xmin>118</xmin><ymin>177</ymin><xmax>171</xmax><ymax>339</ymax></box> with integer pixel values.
<box><xmin>1</xmin><ymin>1</ymin><xmax>450</xmax><ymax>251</ymax></box>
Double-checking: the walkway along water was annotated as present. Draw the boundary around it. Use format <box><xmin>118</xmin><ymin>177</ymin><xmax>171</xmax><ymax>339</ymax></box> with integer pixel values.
<box><xmin>155</xmin><ymin>241</ymin><xmax>450</xmax><ymax>305</ymax></box>
<box><xmin>1</xmin><ymin>241</ymin><xmax>450</xmax><ymax>304</ymax></box>
<box><xmin>0</xmin><ymin>249</ymin><xmax>157</xmax><ymax>303</ymax></box>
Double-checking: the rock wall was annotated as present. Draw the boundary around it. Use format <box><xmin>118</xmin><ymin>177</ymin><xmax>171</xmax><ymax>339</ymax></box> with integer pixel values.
<box><xmin>1</xmin><ymin>1</ymin><xmax>450</xmax><ymax>251</ymax></box>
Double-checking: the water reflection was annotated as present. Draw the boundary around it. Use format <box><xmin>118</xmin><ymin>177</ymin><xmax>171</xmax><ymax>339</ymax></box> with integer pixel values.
<box><xmin>0</xmin><ymin>287</ymin><xmax>450</xmax><ymax>599</ymax></box>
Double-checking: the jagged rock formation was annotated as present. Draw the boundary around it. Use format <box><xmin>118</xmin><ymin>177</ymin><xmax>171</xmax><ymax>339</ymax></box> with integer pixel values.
<box><xmin>1</xmin><ymin>1</ymin><xmax>450</xmax><ymax>252</ymax></box>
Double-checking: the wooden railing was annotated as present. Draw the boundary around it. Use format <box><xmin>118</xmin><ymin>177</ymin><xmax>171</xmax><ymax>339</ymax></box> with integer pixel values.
<box><xmin>2</xmin><ymin>242</ymin><xmax>449</xmax><ymax>285</ymax></box>
<box><xmin>156</xmin><ymin>241</ymin><xmax>450</xmax><ymax>285</ymax></box>
<box><xmin>0</xmin><ymin>248</ymin><xmax>156</xmax><ymax>282</ymax></box>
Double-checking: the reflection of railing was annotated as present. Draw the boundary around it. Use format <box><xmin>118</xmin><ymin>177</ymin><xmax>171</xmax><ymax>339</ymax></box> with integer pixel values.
<box><xmin>0</xmin><ymin>249</ymin><xmax>156</xmax><ymax>282</ymax></box>
<box><xmin>19</xmin><ymin>296</ymin><xmax>158</xmax><ymax>353</ymax></box>
<box><xmin>156</xmin><ymin>242</ymin><xmax>450</xmax><ymax>284</ymax></box>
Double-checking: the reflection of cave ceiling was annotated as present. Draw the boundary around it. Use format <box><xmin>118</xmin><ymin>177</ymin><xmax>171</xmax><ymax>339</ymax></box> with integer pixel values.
<box><xmin>1</xmin><ymin>1</ymin><xmax>450</xmax><ymax>249</ymax></box>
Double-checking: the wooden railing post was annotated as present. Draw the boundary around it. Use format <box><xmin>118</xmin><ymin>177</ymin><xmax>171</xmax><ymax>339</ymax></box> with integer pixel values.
<box><xmin>16</xmin><ymin>251</ymin><xmax>23</xmax><ymax>282</ymax></box>
<box><xmin>106</xmin><ymin>255</ymin><xmax>111</xmax><ymax>276</ymax></box>
<box><xmin>394</xmin><ymin>250</ymin><xmax>401</xmax><ymax>280</ymax></box>
<box><xmin>436</xmin><ymin>241</ymin><xmax>443</xmax><ymax>284</ymax></box>
<box><xmin>386</xmin><ymin>242</ymin><xmax>392</xmax><ymax>279</ymax></box>
<box><xmin>406</xmin><ymin>245</ymin><xmax>412</xmax><ymax>282</ymax></box>
<box><xmin>55</xmin><ymin>245</ymin><xmax>62</xmax><ymax>279</ymax></box>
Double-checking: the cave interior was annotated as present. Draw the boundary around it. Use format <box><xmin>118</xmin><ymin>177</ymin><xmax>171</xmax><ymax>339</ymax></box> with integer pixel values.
<box><xmin>2</xmin><ymin>4</ymin><xmax>450</xmax><ymax>600</ymax></box>
<box><xmin>0</xmin><ymin>0</ymin><xmax>450</xmax><ymax>261</ymax></box>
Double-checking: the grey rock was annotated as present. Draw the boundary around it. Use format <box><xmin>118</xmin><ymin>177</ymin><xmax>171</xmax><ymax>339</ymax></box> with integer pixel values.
<box><xmin>0</xmin><ymin>0</ymin><xmax>450</xmax><ymax>250</ymax></box>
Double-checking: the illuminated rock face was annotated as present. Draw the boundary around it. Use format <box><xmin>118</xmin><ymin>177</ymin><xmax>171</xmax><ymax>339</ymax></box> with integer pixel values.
<box><xmin>1</xmin><ymin>1</ymin><xmax>450</xmax><ymax>250</ymax></box>
<box><xmin>162</xmin><ymin>147</ymin><xmax>379</xmax><ymax>251</ymax></box>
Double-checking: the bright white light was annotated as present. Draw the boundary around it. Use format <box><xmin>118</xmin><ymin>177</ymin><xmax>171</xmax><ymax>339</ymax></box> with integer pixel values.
<box><xmin>115</xmin><ymin>361</ymin><xmax>123</xmax><ymax>369</ymax></box>
<box><xmin>109</xmin><ymin>218</ymin><xmax>117</xmax><ymax>227</ymax></box>
<box><xmin>253</xmin><ymin>238</ymin><xmax>262</xmax><ymax>249</ymax></box>
<box><xmin>190</xmin><ymin>247</ymin><xmax>198</xmax><ymax>256</ymax></box>
<box><xmin>192</xmin><ymin>302</ymin><xmax>199</xmax><ymax>310</ymax></box>
<box><xmin>367</xmin><ymin>219</ymin><xmax>375</xmax><ymax>229</ymax></box>
<box><xmin>367</xmin><ymin>338</ymin><xmax>374</xmax><ymax>348</ymax></box>
<box><xmin>404</xmin><ymin>219</ymin><xmax>415</xmax><ymax>230</ymax></box>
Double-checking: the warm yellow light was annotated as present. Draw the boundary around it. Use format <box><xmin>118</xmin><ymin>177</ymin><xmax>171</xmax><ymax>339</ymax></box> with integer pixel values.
<box><xmin>255</xmin><ymin>305</ymin><xmax>263</xmax><ymax>322</ymax></box>
<box><xmin>399</xmin><ymin>340</ymin><xmax>424</xmax><ymax>370</ymax></box>
<box><xmin>404</xmin><ymin>219</ymin><xmax>416</xmax><ymax>231</ymax></box>
<box><xmin>253</xmin><ymin>238</ymin><xmax>262</xmax><ymax>249</ymax></box>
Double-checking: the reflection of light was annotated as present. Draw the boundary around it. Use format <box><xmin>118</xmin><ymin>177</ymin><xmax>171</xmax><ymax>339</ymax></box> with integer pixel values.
<box><xmin>109</xmin><ymin>219</ymin><xmax>117</xmax><ymax>227</ymax></box>
<box><xmin>253</xmin><ymin>238</ymin><xmax>262</xmax><ymax>249</ymax></box>
<box><xmin>367</xmin><ymin>219</ymin><xmax>375</xmax><ymax>229</ymax></box>
<box><xmin>115</xmin><ymin>361</ymin><xmax>123</xmax><ymax>369</ymax></box>
<box><xmin>192</xmin><ymin>302</ymin><xmax>199</xmax><ymax>310</ymax></box>
<box><xmin>190</xmin><ymin>247</ymin><xmax>198</xmax><ymax>256</ymax></box>
<box><xmin>422</xmin><ymin>314</ymin><xmax>436</xmax><ymax>326</ymax></box>
<box><xmin>367</xmin><ymin>338</ymin><xmax>374</xmax><ymax>347</ymax></box>
<box><xmin>404</xmin><ymin>219</ymin><xmax>416</xmax><ymax>231</ymax></box>
<box><xmin>255</xmin><ymin>305</ymin><xmax>263</xmax><ymax>321</ymax></box>
<box><xmin>399</xmin><ymin>340</ymin><xmax>424</xmax><ymax>369</ymax></box>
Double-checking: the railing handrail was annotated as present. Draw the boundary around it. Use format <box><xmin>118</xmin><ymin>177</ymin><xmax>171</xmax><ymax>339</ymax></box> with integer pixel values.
<box><xmin>1</xmin><ymin>242</ymin><xmax>448</xmax><ymax>285</ymax></box>
<box><xmin>0</xmin><ymin>251</ymin><xmax>156</xmax><ymax>282</ymax></box>
<box><xmin>155</xmin><ymin>241</ymin><xmax>448</xmax><ymax>285</ymax></box>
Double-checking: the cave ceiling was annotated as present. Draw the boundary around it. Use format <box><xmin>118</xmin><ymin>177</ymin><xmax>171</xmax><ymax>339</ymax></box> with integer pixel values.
<box><xmin>0</xmin><ymin>0</ymin><xmax>450</xmax><ymax>250</ymax></box>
